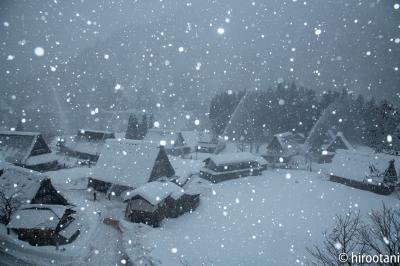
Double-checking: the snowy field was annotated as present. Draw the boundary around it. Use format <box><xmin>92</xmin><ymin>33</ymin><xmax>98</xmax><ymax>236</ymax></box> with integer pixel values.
<box><xmin>122</xmin><ymin>169</ymin><xmax>399</xmax><ymax>266</ymax></box>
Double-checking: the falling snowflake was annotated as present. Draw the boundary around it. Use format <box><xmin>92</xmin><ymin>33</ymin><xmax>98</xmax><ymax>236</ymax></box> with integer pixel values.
<box><xmin>34</xmin><ymin>47</ymin><xmax>45</xmax><ymax>57</ymax></box>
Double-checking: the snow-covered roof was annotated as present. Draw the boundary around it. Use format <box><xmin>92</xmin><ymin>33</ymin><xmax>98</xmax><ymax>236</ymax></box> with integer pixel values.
<box><xmin>63</xmin><ymin>139</ymin><xmax>105</xmax><ymax>155</ymax></box>
<box><xmin>198</xmin><ymin>132</ymin><xmax>216</xmax><ymax>143</ymax></box>
<box><xmin>24</xmin><ymin>152</ymin><xmax>57</xmax><ymax>166</ymax></box>
<box><xmin>123</xmin><ymin>181</ymin><xmax>184</xmax><ymax>205</ymax></box>
<box><xmin>94</xmin><ymin>139</ymin><xmax>164</xmax><ymax>187</ymax></box>
<box><xmin>0</xmin><ymin>164</ymin><xmax>45</xmax><ymax>202</ymax></box>
<box><xmin>205</xmin><ymin>152</ymin><xmax>261</xmax><ymax>166</ymax></box>
<box><xmin>325</xmin><ymin>132</ymin><xmax>353</xmax><ymax>151</ymax></box>
<box><xmin>322</xmin><ymin>149</ymin><xmax>400</xmax><ymax>183</ymax></box>
<box><xmin>7</xmin><ymin>204</ymin><xmax>69</xmax><ymax>230</ymax></box>
<box><xmin>76</xmin><ymin>129</ymin><xmax>115</xmax><ymax>141</ymax></box>
<box><xmin>144</xmin><ymin>129</ymin><xmax>184</xmax><ymax>148</ymax></box>
<box><xmin>0</xmin><ymin>131</ymin><xmax>41</xmax><ymax>164</ymax></box>
<box><xmin>267</xmin><ymin>132</ymin><xmax>305</xmax><ymax>155</ymax></box>
<box><xmin>181</xmin><ymin>131</ymin><xmax>199</xmax><ymax>148</ymax></box>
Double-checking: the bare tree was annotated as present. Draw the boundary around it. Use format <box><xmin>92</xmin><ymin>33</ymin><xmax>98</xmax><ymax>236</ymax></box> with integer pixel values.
<box><xmin>359</xmin><ymin>203</ymin><xmax>400</xmax><ymax>266</ymax></box>
<box><xmin>0</xmin><ymin>190</ymin><xmax>20</xmax><ymax>225</ymax></box>
<box><xmin>307</xmin><ymin>211</ymin><xmax>367</xmax><ymax>266</ymax></box>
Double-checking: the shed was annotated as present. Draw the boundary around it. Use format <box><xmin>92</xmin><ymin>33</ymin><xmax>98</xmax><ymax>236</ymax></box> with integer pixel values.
<box><xmin>91</xmin><ymin>139</ymin><xmax>175</xmax><ymax>195</ymax></box>
<box><xmin>199</xmin><ymin>152</ymin><xmax>263</xmax><ymax>183</ymax></box>
<box><xmin>0</xmin><ymin>131</ymin><xmax>57</xmax><ymax>171</ymax></box>
<box><xmin>7</xmin><ymin>204</ymin><xmax>80</xmax><ymax>246</ymax></box>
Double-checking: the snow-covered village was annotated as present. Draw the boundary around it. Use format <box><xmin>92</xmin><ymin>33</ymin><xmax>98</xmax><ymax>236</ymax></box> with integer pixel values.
<box><xmin>1</xmin><ymin>1</ymin><xmax>400</xmax><ymax>265</ymax></box>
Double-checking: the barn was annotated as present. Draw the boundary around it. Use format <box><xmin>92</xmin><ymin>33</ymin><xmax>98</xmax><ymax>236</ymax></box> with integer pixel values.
<box><xmin>144</xmin><ymin>129</ymin><xmax>190</xmax><ymax>156</ymax></box>
<box><xmin>59</xmin><ymin>129</ymin><xmax>115</xmax><ymax>162</ymax></box>
<box><xmin>7</xmin><ymin>204</ymin><xmax>80</xmax><ymax>246</ymax></box>
<box><xmin>0</xmin><ymin>131</ymin><xmax>58</xmax><ymax>171</ymax></box>
<box><xmin>123</xmin><ymin>181</ymin><xmax>200</xmax><ymax>227</ymax></box>
<box><xmin>90</xmin><ymin>139</ymin><xmax>175</xmax><ymax>195</ymax></box>
<box><xmin>199</xmin><ymin>152</ymin><xmax>264</xmax><ymax>183</ymax></box>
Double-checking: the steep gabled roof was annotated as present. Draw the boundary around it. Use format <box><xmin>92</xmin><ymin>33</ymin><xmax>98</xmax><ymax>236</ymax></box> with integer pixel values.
<box><xmin>94</xmin><ymin>139</ymin><xmax>173</xmax><ymax>188</ymax></box>
<box><xmin>267</xmin><ymin>132</ymin><xmax>305</xmax><ymax>155</ymax></box>
<box><xmin>0</xmin><ymin>131</ymin><xmax>48</xmax><ymax>165</ymax></box>
<box><xmin>326</xmin><ymin>132</ymin><xmax>353</xmax><ymax>152</ymax></box>
<box><xmin>0</xmin><ymin>164</ymin><xmax>44</xmax><ymax>203</ymax></box>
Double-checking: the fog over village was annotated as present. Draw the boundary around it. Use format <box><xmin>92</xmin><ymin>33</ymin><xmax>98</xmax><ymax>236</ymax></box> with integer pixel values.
<box><xmin>0</xmin><ymin>0</ymin><xmax>400</xmax><ymax>265</ymax></box>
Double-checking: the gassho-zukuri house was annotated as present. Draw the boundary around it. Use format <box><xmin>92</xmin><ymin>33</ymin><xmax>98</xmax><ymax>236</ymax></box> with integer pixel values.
<box><xmin>7</xmin><ymin>204</ymin><xmax>80</xmax><ymax>246</ymax></box>
<box><xmin>143</xmin><ymin>129</ymin><xmax>190</xmax><ymax>156</ymax></box>
<box><xmin>90</xmin><ymin>139</ymin><xmax>175</xmax><ymax>195</ymax></box>
<box><xmin>0</xmin><ymin>162</ymin><xmax>71</xmax><ymax>206</ymax></box>
<box><xmin>59</xmin><ymin>129</ymin><xmax>115</xmax><ymax>162</ymax></box>
<box><xmin>123</xmin><ymin>181</ymin><xmax>200</xmax><ymax>227</ymax></box>
<box><xmin>0</xmin><ymin>131</ymin><xmax>58</xmax><ymax>172</ymax></box>
<box><xmin>200</xmin><ymin>152</ymin><xmax>264</xmax><ymax>183</ymax></box>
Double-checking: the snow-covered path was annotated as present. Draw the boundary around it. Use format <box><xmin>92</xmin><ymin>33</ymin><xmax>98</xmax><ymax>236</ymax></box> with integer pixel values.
<box><xmin>83</xmin><ymin>221</ymin><xmax>131</xmax><ymax>266</ymax></box>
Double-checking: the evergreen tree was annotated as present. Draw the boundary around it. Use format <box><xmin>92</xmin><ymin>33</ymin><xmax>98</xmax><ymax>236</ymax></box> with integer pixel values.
<box><xmin>148</xmin><ymin>114</ymin><xmax>154</xmax><ymax>129</ymax></box>
<box><xmin>139</xmin><ymin>114</ymin><xmax>148</xmax><ymax>139</ymax></box>
<box><xmin>15</xmin><ymin>119</ymin><xmax>24</xmax><ymax>131</ymax></box>
<box><xmin>125</xmin><ymin>114</ymin><xmax>139</xmax><ymax>139</ymax></box>
<box><xmin>383</xmin><ymin>159</ymin><xmax>398</xmax><ymax>184</ymax></box>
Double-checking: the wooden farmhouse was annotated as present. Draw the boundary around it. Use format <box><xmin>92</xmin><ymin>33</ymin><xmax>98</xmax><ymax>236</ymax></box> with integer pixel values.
<box><xmin>264</xmin><ymin>132</ymin><xmax>305</xmax><ymax>166</ymax></box>
<box><xmin>7</xmin><ymin>204</ymin><xmax>80</xmax><ymax>246</ymax></box>
<box><xmin>90</xmin><ymin>139</ymin><xmax>175</xmax><ymax>195</ymax></box>
<box><xmin>59</xmin><ymin>129</ymin><xmax>115</xmax><ymax>162</ymax></box>
<box><xmin>199</xmin><ymin>152</ymin><xmax>264</xmax><ymax>183</ymax></box>
<box><xmin>144</xmin><ymin>129</ymin><xmax>190</xmax><ymax>156</ymax></box>
<box><xmin>0</xmin><ymin>131</ymin><xmax>58</xmax><ymax>171</ymax></box>
<box><xmin>123</xmin><ymin>181</ymin><xmax>200</xmax><ymax>227</ymax></box>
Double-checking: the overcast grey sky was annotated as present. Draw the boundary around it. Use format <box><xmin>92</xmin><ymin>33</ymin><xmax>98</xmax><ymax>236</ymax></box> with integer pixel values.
<box><xmin>1</xmin><ymin>0</ymin><xmax>399</xmax><ymax>107</ymax></box>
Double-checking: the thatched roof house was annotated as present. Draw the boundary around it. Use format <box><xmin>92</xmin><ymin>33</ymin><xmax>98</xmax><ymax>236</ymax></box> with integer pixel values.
<box><xmin>0</xmin><ymin>131</ymin><xmax>57</xmax><ymax>171</ymax></box>
<box><xmin>7</xmin><ymin>204</ymin><xmax>80</xmax><ymax>246</ymax></box>
<box><xmin>91</xmin><ymin>139</ymin><xmax>175</xmax><ymax>195</ymax></box>
<box><xmin>59</xmin><ymin>129</ymin><xmax>115</xmax><ymax>162</ymax></box>
<box><xmin>0</xmin><ymin>163</ymin><xmax>70</xmax><ymax>205</ymax></box>
<box><xmin>144</xmin><ymin>129</ymin><xmax>190</xmax><ymax>156</ymax></box>
<box><xmin>265</xmin><ymin>132</ymin><xmax>305</xmax><ymax>164</ymax></box>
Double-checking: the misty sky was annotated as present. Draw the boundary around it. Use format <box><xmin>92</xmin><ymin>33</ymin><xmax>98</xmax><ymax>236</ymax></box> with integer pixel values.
<box><xmin>1</xmin><ymin>0</ymin><xmax>399</xmax><ymax>109</ymax></box>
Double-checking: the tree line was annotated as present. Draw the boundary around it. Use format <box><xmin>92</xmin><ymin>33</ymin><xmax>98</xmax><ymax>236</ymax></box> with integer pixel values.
<box><xmin>125</xmin><ymin>113</ymin><xmax>154</xmax><ymax>140</ymax></box>
<box><xmin>208</xmin><ymin>82</ymin><xmax>400</xmax><ymax>153</ymax></box>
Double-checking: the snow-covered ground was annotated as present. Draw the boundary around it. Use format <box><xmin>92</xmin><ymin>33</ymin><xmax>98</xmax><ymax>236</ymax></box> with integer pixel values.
<box><xmin>122</xmin><ymin>169</ymin><xmax>399</xmax><ymax>266</ymax></box>
<box><xmin>1</xmin><ymin>154</ymin><xmax>399</xmax><ymax>266</ymax></box>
